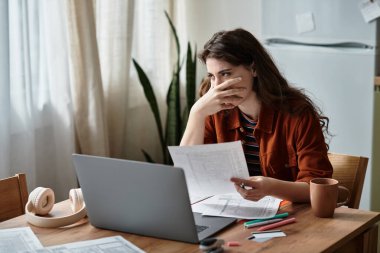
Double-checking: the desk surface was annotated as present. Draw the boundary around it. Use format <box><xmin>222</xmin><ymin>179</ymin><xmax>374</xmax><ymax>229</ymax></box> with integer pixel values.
<box><xmin>1</xmin><ymin>201</ymin><xmax>379</xmax><ymax>253</ymax></box>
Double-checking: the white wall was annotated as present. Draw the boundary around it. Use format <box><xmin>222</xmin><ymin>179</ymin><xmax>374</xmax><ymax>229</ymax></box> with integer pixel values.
<box><xmin>180</xmin><ymin>0</ymin><xmax>262</xmax><ymax>82</ymax></box>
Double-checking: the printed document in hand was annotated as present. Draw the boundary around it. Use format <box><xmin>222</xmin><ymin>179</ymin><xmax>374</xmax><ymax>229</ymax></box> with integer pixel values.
<box><xmin>192</xmin><ymin>192</ymin><xmax>281</xmax><ymax>219</ymax></box>
<box><xmin>168</xmin><ymin>141</ymin><xmax>249</xmax><ymax>202</ymax></box>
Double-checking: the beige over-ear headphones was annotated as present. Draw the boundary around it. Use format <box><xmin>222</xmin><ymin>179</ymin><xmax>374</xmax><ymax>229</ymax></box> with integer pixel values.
<box><xmin>25</xmin><ymin>187</ymin><xmax>87</xmax><ymax>228</ymax></box>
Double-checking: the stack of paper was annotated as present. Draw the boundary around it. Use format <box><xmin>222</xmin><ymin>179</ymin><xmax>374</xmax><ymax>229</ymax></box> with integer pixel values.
<box><xmin>192</xmin><ymin>192</ymin><xmax>281</xmax><ymax>220</ymax></box>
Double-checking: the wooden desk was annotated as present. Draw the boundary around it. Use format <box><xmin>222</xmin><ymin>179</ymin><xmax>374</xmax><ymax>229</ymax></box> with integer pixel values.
<box><xmin>1</xmin><ymin>201</ymin><xmax>379</xmax><ymax>253</ymax></box>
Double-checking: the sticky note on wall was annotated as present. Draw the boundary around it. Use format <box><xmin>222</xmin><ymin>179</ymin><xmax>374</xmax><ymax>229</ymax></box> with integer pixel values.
<box><xmin>295</xmin><ymin>12</ymin><xmax>315</xmax><ymax>34</ymax></box>
<box><xmin>360</xmin><ymin>0</ymin><xmax>380</xmax><ymax>23</ymax></box>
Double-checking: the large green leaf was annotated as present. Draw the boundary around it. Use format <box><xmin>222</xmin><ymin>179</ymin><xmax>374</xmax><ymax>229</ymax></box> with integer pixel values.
<box><xmin>164</xmin><ymin>11</ymin><xmax>182</xmax><ymax>164</ymax></box>
<box><xmin>185</xmin><ymin>42</ymin><xmax>197</xmax><ymax>119</ymax></box>
<box><xmin>181</xmin><ymin>105</ymin><xmax>189</xmax><ymax>134</ymax></box>
<box><xmin>180</xmin><ymin>43</ymin><xmax>197</xmax><ymax>135</ymax></box>
<box><xmin>165</xmin><ymin>69</ymin><xmax>181</xmax><ymax>147</ymax></box>
<box><xmin>164</xmin><ymin>11</ymin><xmax>180</xmax><ymax>67</ymax></box>
<box><xmin>142</xmin><ymin>149</ymin><xmax>155</xmax><ymax>163</ymax></box>
<box><xmin>133</xmin><ymin>11</ymin><xmax>198</xmax><ymax>165</ymax></box>
<box><xmin>132</xmin><ymin>59</ymin><xmax>165</xmax><ymax>155</ymax></box>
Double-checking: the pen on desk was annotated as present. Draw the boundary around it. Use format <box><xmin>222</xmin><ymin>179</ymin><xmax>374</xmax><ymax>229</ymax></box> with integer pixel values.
<box><xmin>251</xmin><ymin>230</ymin><xmax>282</xmax><ymax>234</ymax></box>
<box><xmin>257</xmin><ymin>217</ymin><xmax>296</xmax><ymax>231</ymax></box>
<box><xmin>245</xmin><ymin>218</ymin><xmax>284</xmax><ymax>228</ymax></box>
<box><xmin>247</xmin><ymin>234</ymin><xmax>256</xmax><ymax>240</ymax></box>
<box><xmin>247</xmin><ymin>230</ymin><xmax>282</xmax><ymax>240</ymax></box>
<box><xmin>244</xmin><ymin>212</ymin><xmax>289</xmax><ymax>226</ymax></box>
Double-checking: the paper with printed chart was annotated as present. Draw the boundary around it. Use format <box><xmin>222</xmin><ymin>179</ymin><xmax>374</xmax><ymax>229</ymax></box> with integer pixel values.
<box><xmin>0</xmin><ymin>227</ymin><xmax>43</xmax><ymax>253</ymax></box>
<box><xmin>43</xmin><ymin>236</ymin><xmax>145</xmax><ymax>253</ymax></box>
<box><xmin>0</xmin><ymin>227</ymin><xmax>144</xmax><ymax>253</ymax></box>
<box><xmin>22</xmin><ymin>236</ymin><xmax>145</xmax><ymax>253</ymax></box>
<box><xmin>191</xmin><ymin>192</ymin><xmax>281</xmax><ymax>219</ymax></box>
<box><xmin>168</xmin><ymin>141</ymin><xmax>249</xmax><ymax>203</ymax></box>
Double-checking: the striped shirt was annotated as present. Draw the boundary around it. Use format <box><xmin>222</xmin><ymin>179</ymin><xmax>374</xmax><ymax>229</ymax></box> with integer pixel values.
<box><xmin>239</xmin><ymin>111</ymin><xmax>261</xmax><ymax>176</ymax></box>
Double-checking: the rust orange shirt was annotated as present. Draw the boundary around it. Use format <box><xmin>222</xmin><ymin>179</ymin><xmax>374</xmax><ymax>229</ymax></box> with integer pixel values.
<box><xmin>204</xmin><ymin>103</ymin><xmax>333</xmax><ymax>183</ymax></box>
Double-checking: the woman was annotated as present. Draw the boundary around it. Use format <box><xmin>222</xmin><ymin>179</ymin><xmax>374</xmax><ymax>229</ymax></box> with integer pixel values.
<box><xmin>180</xmin><ymin>28</ymin><xmax>333</xmax><ymax>203</ymax></box>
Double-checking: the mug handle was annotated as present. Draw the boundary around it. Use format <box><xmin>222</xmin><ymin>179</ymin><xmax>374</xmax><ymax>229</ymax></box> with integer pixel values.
<box><xmin>337</xmin><ymin>186</ymin><xmax>350</xmax><ymax>207</ymax></box>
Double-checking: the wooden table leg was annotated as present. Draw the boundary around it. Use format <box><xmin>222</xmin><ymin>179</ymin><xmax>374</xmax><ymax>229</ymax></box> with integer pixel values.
<box><xmin>363</xmin><ymin>224</ymin><xmax>378</xmax><ymax>253</ymax></box>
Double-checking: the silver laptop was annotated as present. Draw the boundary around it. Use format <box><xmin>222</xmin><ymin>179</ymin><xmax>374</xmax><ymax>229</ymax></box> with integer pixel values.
<box><xmin>72</xmin><ymin>154</ymin><xmax>236</xmax><ymax>244</ymax></box>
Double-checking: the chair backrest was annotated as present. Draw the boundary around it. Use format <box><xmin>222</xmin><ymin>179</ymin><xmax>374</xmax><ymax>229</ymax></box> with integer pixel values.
<box><xmin>328</xmin><ymin>153</ymin><xmax>368</xmax><ymax>209</ymax></box>
<box><xmin>0</xmin><ymin>173</ymin><xmax>29</xmax><ymax>222</ymax></box>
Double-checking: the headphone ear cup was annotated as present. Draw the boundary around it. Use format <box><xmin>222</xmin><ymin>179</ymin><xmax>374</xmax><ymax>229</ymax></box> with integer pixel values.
<box><xmin>69</xmin><ymin>188</ymin><xmax>85</xmax><ymax>212</ymax></box>
<box><xmin>27</xmin><ymin>187</ymin><xmax>55</xmax><ymax>215</ymax></box>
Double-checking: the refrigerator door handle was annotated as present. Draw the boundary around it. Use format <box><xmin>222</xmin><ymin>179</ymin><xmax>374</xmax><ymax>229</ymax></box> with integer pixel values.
<box><xmin>265</xmin><ymin>38</ymin><xmax>373</xmax><ymax>49</ymax></box>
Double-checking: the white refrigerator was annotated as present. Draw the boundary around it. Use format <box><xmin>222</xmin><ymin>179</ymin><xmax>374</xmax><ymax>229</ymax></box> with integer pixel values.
<box><xmin>262</xmin><ymin>0</ymin><xmax>380</xmax><ymax>210</ymax></box>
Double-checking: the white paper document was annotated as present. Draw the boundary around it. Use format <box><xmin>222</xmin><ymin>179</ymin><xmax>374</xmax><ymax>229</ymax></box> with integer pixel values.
<box><xmin>0</xmin><ymin>227</ymin><xmax>144</xmax><ymax>253</ymax></box>
<box><xmin>192</xmin><ymin>192</ymin><xmax>281</xmax><ymax>220</ymax></box>
<box><xmin>23</xmin><ymin>236</ymin><xmax>145</xmax><ymax>253</ymax></box>
<box><xmin>0</xmin><ymin>227</ymin><xmax>43</xmax><ymax>253</ymax></box>
<box><xmin>168</xmin><ymin>141</ymin><xmax>249</xmax><ymax>201</ymax></box>
<box><xmin>44</xmin><ymin>236</ymin><xmax>145</xmax><ymax>253</ymax></box>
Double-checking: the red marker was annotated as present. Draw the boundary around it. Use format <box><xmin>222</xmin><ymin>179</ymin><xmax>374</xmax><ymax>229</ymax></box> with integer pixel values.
<box><xmin>226</xmin><ymin>241</ymin><xmax>241</xmax><ymax>247</ymax></box>
<box><xmin>257</xmin><ymin>217</ymin><xmax>296</xmax><ymax>231</ymax></box>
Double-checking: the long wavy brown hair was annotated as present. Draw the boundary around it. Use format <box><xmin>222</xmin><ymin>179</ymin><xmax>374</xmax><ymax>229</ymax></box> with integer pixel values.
<box><xmin>198</xmin><ymin>28</ymin><xmax>331</xmax><ymax>144</ymax></box>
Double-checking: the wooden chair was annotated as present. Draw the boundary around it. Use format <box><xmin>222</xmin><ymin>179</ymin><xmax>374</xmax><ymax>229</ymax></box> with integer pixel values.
<box><xmin>328</xmin><ymin>153</ymin><xmax>368</xmax><ymax>209</ymax></box>
<box><xmin>0</xmin><ymin>173</ymin><xmax>29</xmax><ymax>222</ymax></box>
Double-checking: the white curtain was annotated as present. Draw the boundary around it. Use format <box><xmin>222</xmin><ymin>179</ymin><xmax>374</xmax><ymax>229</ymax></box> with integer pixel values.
<box><xmin>0</xmin><ymin>0</ymin><xmax>186</xmax><ymax>200</ymax></box>
<box><xmin>64</xmin><ymin>0</ymin><xmax>110</xmax><ymax>157</ymax></box>
<box><xmin>0</xmin><ymin>0</ymin><xmax>10</xmax><ymax>180</ymax></box>
<box><xmin>124</xmin><ymin>0</ymin><xmax>174</xmax><ymax>162</ymax></box>
<box><xmin>96</xmin><ymin>0</ymin><xmax>134</xmax><ymax>158</ymax></box>
<box><xmin>0</xmin><ymin>0</ymin><xmax>77</xmax><ymax>201</ymax></box>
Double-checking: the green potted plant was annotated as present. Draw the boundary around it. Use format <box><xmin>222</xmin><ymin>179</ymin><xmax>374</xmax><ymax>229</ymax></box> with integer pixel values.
<box><xmin>132</xmin><ymin>11</ymin><xmax>197</xmax><ymax>164</ymax></box>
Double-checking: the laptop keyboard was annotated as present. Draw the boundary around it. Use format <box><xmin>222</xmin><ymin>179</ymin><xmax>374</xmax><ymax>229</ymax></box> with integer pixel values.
<box><xmin>196</xmin><ymin>225</ymin><xmax>209</xmax><ymax>233</ymax></box>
